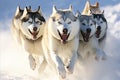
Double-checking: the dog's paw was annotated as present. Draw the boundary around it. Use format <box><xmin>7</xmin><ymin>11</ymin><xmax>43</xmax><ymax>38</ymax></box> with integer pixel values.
<box><xmin>66</xmin><ymin>64</ymin><xmax>74</xmax><ymax>74</ymax></box>
<box><xmin>30</xmin><ymin>61</ymin><xmax>36</xmax><ymax>70</ymax></box>
<box><xmin>58</xmin><ymin>65</ymin><xmax>66</xmax><ymax>79</ymax></box>
<box><xmin>29</xmin><ymin>55</ymin><xmax>36</xmax><ymax>70</ymax></box>
<box><xmin>95</xmin><ymin>50</ymin><xmax>107</xmax><ymax>61</ymax></box>
<box><xmin>95</xmin><ymin>55</ymin><xmax>100</xmax><ymax>61</ymax></box>
<box><xmin>101</xmin><ymin>53</ymin><xmax>107</xmax><ymax>60</ymax></box>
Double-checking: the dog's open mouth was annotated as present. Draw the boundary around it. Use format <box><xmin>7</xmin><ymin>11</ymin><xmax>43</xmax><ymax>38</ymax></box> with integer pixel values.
<box><xmin>95</xmin><ymin>26</ymin><xmax>101</xmax><ymax>38</ymax></box>
<box><xmin>57</xmin><ymin>30</ymin><xmax>70</xmax><ymax>44</ymax></box>
<box><xmin>28</xmin><ymin>29</ymin><xmax>39</xmax><ymax>39</ymax></box>
<box><xmin>81</xmin><ymin>30</ymin><xmax>90</xmax><ymax>42</ymax></box>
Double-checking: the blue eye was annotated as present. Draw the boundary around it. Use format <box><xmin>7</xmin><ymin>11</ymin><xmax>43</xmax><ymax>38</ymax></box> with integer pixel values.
<box><xmin>28</xmin><ymin>21</ymin><xmax>32</xmax><ymax>24</ymax></box>
<box><xmin>90</xmin><ymin>23</ymin><xmax>93</xmax><ymax>26</ymax></box>
<box><xmin>36</xmin><ymin>21</ymin><xmax>39</xmax><ymax>23</ymax></box>
<box><xmin>36</xmin><ymin>21</ymin><xmax>42</xmax><ymax>25</ymax></box>
<box><xmin>100</xmin><ymin>21</ymin><xmax>103</xmax><ymax>23</ymax></box>
<box><xmin>58</xmin><ymin>21</ymin><xmax>62</xmax><ymax>24</ymax></box>
<box><xmin>68</xmin><ymin>21</ymin><xmax>71</xmax><ymax>24</ymax></box>
<box><xmin>82</xmin><ymin>23</ymin><xmax>85</xmax><ymax>26</ymax></box>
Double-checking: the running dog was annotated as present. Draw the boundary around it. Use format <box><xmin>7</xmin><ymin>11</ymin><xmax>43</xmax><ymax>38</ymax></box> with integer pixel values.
<box><xmin>91</xmin><ymin>11</ymin><xmax>107</xmax><ymax>57</ymax></box>
<box><xmin>11</xmin><ymin>6</ymin><xmax>47</xmax><ymax>73</ymax></box>
<box><xmin>42</xmin><ymin>5</ymin><xmax>80</xmax><ymax>79</ymax></box>
<box><xmin>78</xmin><ymin>14</ymin><xmax>106</xmax><ymax>61</ymax></box>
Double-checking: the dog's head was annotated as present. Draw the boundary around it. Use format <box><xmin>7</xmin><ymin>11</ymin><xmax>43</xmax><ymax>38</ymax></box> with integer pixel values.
<box><xmin>20</xmin><ymin>6</ymin><xmax>45</xmax><ymax>40</ymax></box>
<box><xmin>79</xmin><ymin>15</ymin><xmax>96</xmax><ymax>42</ymax></box>
<box><xmin>48</xmin><ymin>5</ymin><xmax>80</xmax><ymax>44</ymax></box>
<box><xmin>91</xmin><ymin>11</ymin><xmax>107</xmax><ymax>38</ymax></box>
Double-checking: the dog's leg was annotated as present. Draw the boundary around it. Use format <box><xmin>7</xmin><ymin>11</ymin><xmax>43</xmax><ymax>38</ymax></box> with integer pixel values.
<box><xmin>92</xmin><ymin>40</ymin><xmax>106</xmax><ymax>61</ymax></box>
<box><xmin>28</xmin><ymin>54</ymin><xmax>36</xmax><ymax>70</ymax></box>
<box><xmin>38</xmin><ymin>57</ymin><xmax>47</xmax><ymax>74</ymax></box>
<box><xmin>90</xmin><ymin>37</ymin><xmax>106</xmax><ymax>61</ymax></box>
<box><xmin>67</xmin><ymin>37</ymin><xmax>79</xmax><ymax>74</ymax></box>
<box><xmin>50</xmin><ymin>51</ymin><xmax>66</xmax><ymax>79</ymax></box>
<box><xmin>66</xmin><ymin>51</ymin><xmax>77</xmax><ymax>74</ymax></box>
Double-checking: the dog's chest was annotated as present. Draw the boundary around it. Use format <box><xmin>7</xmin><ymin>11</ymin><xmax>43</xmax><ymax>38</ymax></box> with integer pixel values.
<box><xmin>78</xmin><ymin>40</ymin><xmax>94</xmax><ymax>57</ymax></box>
<box><xmin>79</xmin><ymin>41</ymin><xmax>90</xmax><ymax>52</ymax></box>
<box><xmin>56</xmin><ymin>43</ymin><xmax>73</xmax><ymax>60</ymax></box>
<box><xmin>23</xmin><ymin>39</ymin><xmax>43</xmax><ymax>56</ymax></box>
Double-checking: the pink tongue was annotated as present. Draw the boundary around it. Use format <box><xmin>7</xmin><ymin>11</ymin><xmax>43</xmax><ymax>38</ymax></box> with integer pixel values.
<box><xmin>61</xmin><ymin>34</ymin><xmax>68</xmax><ymax>41</ymax></box>
<box><xmin>32</xmin><ymin>32</ymin><xmax>37</xmax><ymax>38</ymax></box>
<box><xmin>32</xmin><ymin>32</ymin><xmax>37</xmax><ymax>36</ymax></box>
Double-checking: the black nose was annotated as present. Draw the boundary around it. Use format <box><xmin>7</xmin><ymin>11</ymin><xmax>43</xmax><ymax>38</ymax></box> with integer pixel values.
<box><xmin>97</xmin><ymin>26</ymin><xmax>101</xmax><ymax>30</ymax></box>
<box><xmin>87</xmin><ymin>28</ymin><xmax>91</xmax><ymax>33</ymax></box>
<box><xmin>33</xmin><ymin>27</ymin><xmax>37</xmax><ymax>31</ymax></box>
<box><xmin>63</xmin><ymin>28</ymin><xmax>68</xmax><ymax>34</ymax></box>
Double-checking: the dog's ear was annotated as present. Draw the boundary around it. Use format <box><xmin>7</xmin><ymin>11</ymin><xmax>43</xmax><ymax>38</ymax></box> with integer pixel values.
<box><xmin>102</xmin><ymin>10</ymin><xmax>104</xmax><ymax>14</ymax></box>
<box><xmin>26</xmin><ymin>6</ymin><xmax>31</xmax><ymax>12</ymax></box>
<box><xmin>53</xmin><ymin>5</ymin><xmax>58</xmax><ymax>13</ymax></box>
<box><xmin>37</xmin><ymin>6</ymin><xmax>45</xmax><ymax>22</ymax></box>
<box><xmin>24</xmin><ymin>7</ymin><xmax>28</xmax><ymax>13</ymax></box>
<box><xmin>84</xmin><ymin>1</ymin><xmax>90</xmax><ymax>14</ymax></box>
<box><xmin>96</xmin><ymin>2</ymin><xmax>99</xmax><ymax>7</ymax></box>
<box><xmin>86</xmin><ymin>1</ymin><xmax>90</xmax><ymax>7</ymax></box>
<box><xmin>15</xmin><ymin>5</ymin><xmax>21</xmax><ymax>17</ymax></box>
<box><xmin>37</xmin><ymin>6</ymin><xmax>43</xmax><ymax>15</ymax></box>
<box><xmin>51</xmin><ymin>5</ymin><xmax>58</xmax><ymax>17</ymax></box>
<box><xmin>75</xmin><ymin>10</ymin><xmax>81</xmax><ymax>18</ymax></box>
<box><xmin>20</xmin><ymin>7</ymin><xmax>28</xmax><ymax>19</ymax></box>
<box><xmin>15</xmin><ymin>5</ymin><xmax>24</xmax><ymax>19</ymax></box>
<box><xmin>28</xmin><ymin>6</ymin><xmax>31</xmax><ymax>10</ymax></box>
<box><xmin>37</xmin><ymin>6</ymin><xmax>44</xmax><ymax>16</ymax></box>
<box><xmin>27</xmin><ymin>5</ymin><xmax>31</xmax><ymax>12</ymax></box>
<box><xmin>102</xmin><ymin>10</ymin><xmax>105</xmax><ymax>17</ymax></box>
<box><xmin>74</xmin><ymin>11</ymin><xmax>81</xmax><ymax>21</ymax></box>
<box><xmin>69</xmin><ymin>4</ymin><xmax>73</xmax><ymax>11</ymax></box>
<box><xmin>37</xmin><ymin>6</ymin><xmax>40</xmax><ymax>11</ymax></box>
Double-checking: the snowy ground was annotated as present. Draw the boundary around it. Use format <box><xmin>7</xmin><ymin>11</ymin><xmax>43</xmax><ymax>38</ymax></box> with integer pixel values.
<box><xmin>0</xmin><ymin>4</ymin><xmax>120</xmax><ymax>80</ymax></box>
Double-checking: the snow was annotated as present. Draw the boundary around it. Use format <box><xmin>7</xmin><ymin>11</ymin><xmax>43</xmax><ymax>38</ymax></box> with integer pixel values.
<box><xmin>0</xmin><ymin>3</ymin><xmax>120</xmax><ymax>80</ymax></box>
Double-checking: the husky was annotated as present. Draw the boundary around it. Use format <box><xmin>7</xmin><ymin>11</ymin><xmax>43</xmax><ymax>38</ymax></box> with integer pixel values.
<box><xmin>42</xmin><ymin>5</ymin><xmax>80</xmax><ymax>79</ymax></box>
<box><xmin>11</xmin><ymin>6</ymin><xmax>47</xmax><ymax>72</ymax></box>
<box><xmin>91</xmin><ymin>11</ymin><xmax>107</xmax><ymax>57</ymax></box>
<box><xmin>78</xmin><ymin>14</ymin><xmax>106</xmax><ymax>61</ymax></box>
<box><xmin>82</xmin><ymin>1</ymin><xmax>101</xmax><ymax>15</ymax></box>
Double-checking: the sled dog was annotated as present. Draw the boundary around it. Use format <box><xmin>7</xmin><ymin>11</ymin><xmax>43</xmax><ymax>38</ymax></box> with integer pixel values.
<box><xmin>91</xmin><ymin>11</ymin><xmax>107</xmax><ymax>55</ymax></box>
<box><xmin>42</xmin><ymin>5</ymin><xmax>80</xmax><ymax>79</ymax></box>
<box><xmin>11</xmin><ymin>6</ymin><xmax>47</xmax><ymax>72</ymax></box>
<box><xmin>78</xmin><ymin>14</ymin><xmax>106</xmax><ymax>60</ymax></box>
